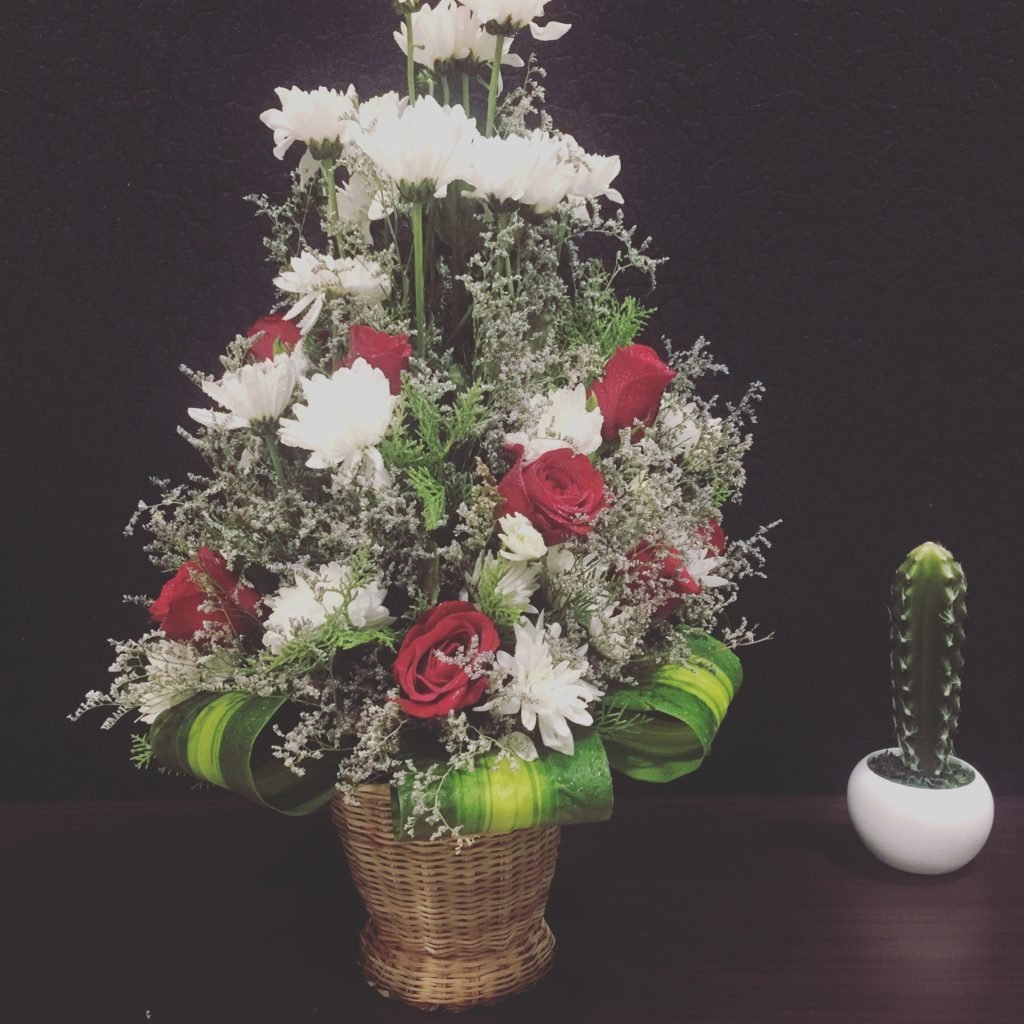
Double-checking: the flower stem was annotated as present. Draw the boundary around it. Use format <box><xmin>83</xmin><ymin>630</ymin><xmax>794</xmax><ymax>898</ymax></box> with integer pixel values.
<box><xmin>262</xmin><ymin>432</ymin><xmax>287</xmax><ymax>489</ymax></box>
<box><xmin>441</xmin><ymin>75</ymin><xmax>450</xmax><ymax>106</ymax></box>
<box><xmin>485</xmin><ymin>34</ymin><xmax>503</xmax><ymax>137</ymax></box>
<box><xmin>320</xmin><ymin>159</ymin><xmax>342</xmax><ymax>256</ymax></box>
<box><xmin>462</xmin><ymin>72</ymin><xmax>471</xmax><ymax>117</ymax></box>
<box><xmin>411</xmin><ymin>201</ymin><xmax>426</xmax><ymax>355</ymax></box>
<box><xmin>405</xmin><ymin>12</ymin><xmax>416</xmax><ymax>100</ymax></box>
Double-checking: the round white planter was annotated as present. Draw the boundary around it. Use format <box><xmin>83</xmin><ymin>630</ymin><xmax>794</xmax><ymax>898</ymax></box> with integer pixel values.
<box><xmin>847</xmin><ymin>749</ymin><xmax>993</xmax><ymax>875</ymax></box>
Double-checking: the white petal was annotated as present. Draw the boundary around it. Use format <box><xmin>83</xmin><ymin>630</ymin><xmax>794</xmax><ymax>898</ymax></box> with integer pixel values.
<box><xmin>187</xmin><ymin>408</ymin><xmax>246</xmax><ymax>430</ymax></box>
<box><xmin>504</xmin><ymin>732</ymin><xmax>539</xmax><ymax>762</ymax></box>
<box><xmin>529</xmin><ymin>19</ymin><xmax>571</xmax><ymax>41</ymax></box>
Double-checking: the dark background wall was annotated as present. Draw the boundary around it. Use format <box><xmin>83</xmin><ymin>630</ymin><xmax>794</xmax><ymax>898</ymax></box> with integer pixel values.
<box><xmin>5</xmin><ymin>0</ymin><xmax>1023</xmax><ymax>801</ymax></box>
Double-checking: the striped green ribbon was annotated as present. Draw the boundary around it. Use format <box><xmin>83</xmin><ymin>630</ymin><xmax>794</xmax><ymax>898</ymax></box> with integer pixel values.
<box><xmin>150</xmin><ymin>692</ymin><xmax>338</xmax><ymax>816</ymax></box>
<box><xmin>392</xmin><ymin>730</ymin><xmax>614</xmax><ymax>840</ymax></box>
<box><xmin>601</xmin><ymin>629</ymin><xmax>743</xmax><ymax>782</ymax></box>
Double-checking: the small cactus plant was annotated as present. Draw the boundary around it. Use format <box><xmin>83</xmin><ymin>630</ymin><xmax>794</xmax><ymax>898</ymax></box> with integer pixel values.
<box><xmin>869</xmin><ymin>541</ymin><xmax>973</xmax><ymax>788</ymax></box>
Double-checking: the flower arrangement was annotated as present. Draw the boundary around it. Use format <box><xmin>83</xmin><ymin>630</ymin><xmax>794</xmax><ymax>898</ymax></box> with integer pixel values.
<box><xmin>75</xmin><ymin>0</ymin><xmax>774</xmax><ymax>843</ymax></box>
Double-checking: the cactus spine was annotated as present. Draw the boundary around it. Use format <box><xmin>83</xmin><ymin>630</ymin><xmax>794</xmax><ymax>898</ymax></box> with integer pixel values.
<box><xmin>890</xmin><ymin>542</ymin><xmax>967</xmax><ymax>777</ymax></box>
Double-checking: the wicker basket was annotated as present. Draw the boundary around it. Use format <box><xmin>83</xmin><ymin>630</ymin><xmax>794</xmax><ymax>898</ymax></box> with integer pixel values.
<box><xmin>330</xmin><ymin>784</ymin><xmax>561</xmax><ymax>1011</ymax></box>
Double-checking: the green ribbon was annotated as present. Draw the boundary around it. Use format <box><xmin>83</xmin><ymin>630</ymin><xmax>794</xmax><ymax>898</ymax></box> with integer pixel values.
<box><xmin>601</xmin><ymin>629</ymin><xmax>743</xmax><ymax>782</ymax></box>
<box><xmin>392</xmin><ymin>730</ymin><xmax>614</xmax><ymax>840</ymax></box>
<box><xmin>150</xmin><ymin>692</ymin><xmax>338</xmax><ymax>816</ymax></box>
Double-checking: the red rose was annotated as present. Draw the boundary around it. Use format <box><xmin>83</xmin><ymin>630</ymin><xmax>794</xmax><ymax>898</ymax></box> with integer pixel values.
<box><xmin>245</xmin><ymin>314</ymin><xmax>301</xmax><ymax>362</ymax></box>
<box><xmin>497</xmin><ymin>446</ymin><xmax>607</xmax><ymax>546</ymax></box>
<box><xmin>630</xmin><ymin>542</ymin><xmax>700</xmax><ymax>618</ymax></box>
<box><xmin>149</xmin><ymin>548</ymin><xmax>262</xmax><ymax>641</ymax></box>
<box><xmin>336</xmin><ymin>325</ymin><xmax>412</xmax><ymax>394</ymax></box>
<box><xmin>394</xmin><ymin>601</ymin><xmax>500</xmax><ymax>718</ymax></box>
<box><xmin>590</xmin><ymin>344</ymin><xmax>677</xmax><ymax>441</ymax></box>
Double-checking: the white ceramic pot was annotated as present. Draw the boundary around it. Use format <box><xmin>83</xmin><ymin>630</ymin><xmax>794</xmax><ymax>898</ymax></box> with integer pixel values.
<box><xmin>847</xmin><ymin>749</ymin><xmax>994</xmax><ymax>875</ymax></box>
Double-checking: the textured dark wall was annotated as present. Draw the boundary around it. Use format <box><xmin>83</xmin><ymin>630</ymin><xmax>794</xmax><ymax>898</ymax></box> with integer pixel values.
<box><xmin>6</xmin><ymin>0</ymin><xmax>1023</xmax><ymax>799</ymax></box>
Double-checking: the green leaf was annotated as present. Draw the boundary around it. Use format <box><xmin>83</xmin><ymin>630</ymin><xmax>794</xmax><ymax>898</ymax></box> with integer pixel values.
<box><xmin>150</xmin><ymin>692</ymin><xmax>337</xmax><ymax>816</ymax></box>
<box><xmin>406</xmin><ymin>465</ymin><xmax>448</xmax><ymax>531</ymax></box>
<box><xmin>600</xmin><ymin>629</ymin><xmax>742</xmax><ymax>782</ymax></box>
<box><xmin>392</xmin><ymin>730</ymin><xmax>614</xmax><ymax>840</ymax></box>
<box><xmin>262</xmin><ymin>623</ymin><xmax>394</xmax><ymax>676</ymax></box>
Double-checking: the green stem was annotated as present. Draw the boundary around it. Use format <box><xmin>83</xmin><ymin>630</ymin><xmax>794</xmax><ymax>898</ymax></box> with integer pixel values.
<box><xmin>441</xmin><ymin>75</ymin><xmax>450</xmax><ymax>106</ymax></box>
<box><xmin>411</xmin><ymin>201</ymin><xmax>426</xmax><ymax>355</ymax></box>
<box><xmin>405</xmin><ymin>12</ymin><xmax>416</xmax><ymax>100</ymax></box>
<box><xmin>462</xmin><ymin>72</ymin><xmax>471</xmax><ymax>117</ymax></box>
<box><xmin>485</xmin><ymin>34</ymin><xmax>503</xmax><ymax>136</ymax></box>
<box><xmin>320</xmin><ymin>160</ymin><xmax>341</xmax><ymax>256</ymax></box>
<box><xmin>262</xmin><ymin>432</ymin><xmax>287</xmax><ymax>489</ymax></box>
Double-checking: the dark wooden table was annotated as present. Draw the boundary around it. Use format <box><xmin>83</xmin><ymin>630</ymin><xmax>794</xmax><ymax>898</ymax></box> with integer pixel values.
<box><xmin>4</xmin><ymin>796</ymin><xmax>1022</xmax><ymax>1022</ymax></box>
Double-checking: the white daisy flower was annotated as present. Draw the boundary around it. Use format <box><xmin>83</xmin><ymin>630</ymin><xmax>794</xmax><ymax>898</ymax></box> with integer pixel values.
<box><xmin>480</xmin><ymin>618</ymin><xmax>600</xmax><ymax>756</ymax></box>
<box><xmin>277</xmin><ymin>358</ymin><xmax>399</xmax><ymax>486</ymax></box>
<box><xmin>135</xmin><ymin>644</ymin><xmax>237</xmax><ymax>724</ymax></box>
<box><xmin>188</xmin><ymin>349</ymin><xmax>306</xmax><ymax>431</ymax></box>
<box><xmin>354</xmin><ymin>91</ymin><xmax>406</xmax><ymax>134</ymax></box>
<box><xmin>259</xmin><ymin>85</ymin><xmax>358</xmax><ymax>161</ymax></box>
<box><xmin>273</xmin><ymin>251</ymin><xmax>391</xmax><ymax>334</ymax></box>
<box><xmin>505</xmin><ymin>383</ymin><xmax>604</xmax><ymax>462</ymax></box>
<box><xmin>466</xmin><ymin>130</ymin><xmax>571</xmax><ymax>208</ymax></box>
<box><xmin>467</xmin><ymin>27</ymin><xmax>525</xmax><ymax>70</ymax></box>
<box><xmin>464</xmin><ymin>0</ymin><xmax>571</xmax><ymax>41</ymax></box>
<box><xmin>263</xmin><ymin>562</ymin><xmax>394</xmax><ymax>654</ymax></box>
<box><xmin>657</xmin><ymin>398</ymin><xmax>723</xmax><ymax>452</ymax></box>
<box><xmin>488</xmin><ymin>553</ymin><xmax>542</xmax><ymax>615</ymax></box>
<box><xmin>353</xmin><ymin>95</ymin><xmax>477</xmax><ymax>199</ymax></box>
<box><xmin>561</xmin><ymin>134</ymin><xmax>624</xmax><ymax>206</ymax></box>
<box><xmin>136</xmin><ymin>640</ymin><xmax>203</xmax><ymax>724</ymax></box>
<box><xmin>395</xmin><ymin>1</ymin><xmax>524</xmax><ymax>73</ymax></box>
<box><xmin>395</xmin><ymin>0</ymin><xmax>479</xmax><ymax>69</ymax></box>
<box><xmin>498</xmin><ymin>513</ymin><xmax>548</xmax><ymax>562</ymax></box>
<box><xmin>681</xmin><ymin>546</ymin><xmax>729</xmax><ymax>589</ymax></box>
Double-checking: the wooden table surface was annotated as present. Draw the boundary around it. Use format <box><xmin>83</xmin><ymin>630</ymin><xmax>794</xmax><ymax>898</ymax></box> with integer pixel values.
<box><xmin>4</xmin><ymin>795</ymin><xmax>1022</xmax><ymax>1023</ymax></box>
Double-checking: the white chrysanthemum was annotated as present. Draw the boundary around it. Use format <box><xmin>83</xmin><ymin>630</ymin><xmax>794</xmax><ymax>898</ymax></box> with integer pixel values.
<box><xmin>136</xmin><ymin>641</ymin><xmax>203</xmax><ymax>724</ymax></box>
<box><xmin>188</xmin><ymin>349</ymin><xmax>306</xmax><ymax>431</ymax></box>
<box><xmin>467</xmin><ymin>27</ymin><xmax>525</xmax><ymax>69</ymax></box>
<box><xmin>355</xmin><ymin>91</ymin><xmax>406</xmax><ymax>133</ymax></box>
<box><xmin>260</xmin><ymin>85</ymin><xmax>358</xmax><ymax>160</ymax></box>
<box><xmin>489</xmin><ymin>554</ymin><xmax>541</xmax><ymax>614</ymax></box>
<box><xmin>335</xmin><ymin>171</ymin><xmax>376</xmax><ymax>245</ymax></box>
<box><xmin>274</xmin><ymin>251</ymin><xmax>391</xmax><ymax>334</ymax></box>
<box><xmin>465</xmin><ymin>0</ymin><xmax>571</xmax><ymax>40</ymax></box>
<box><xmin>481</xmin><ymin>618</ymin><xmax>600</xmax><ymax>756</ymax></box>
<box><xmin>395</xmin><ymin>2</ymin><xmax>524</xmax><ymax>73</ymax></box>
<box><xmin>499</xmin><ymin>513</ymin><xmax>548</xmax><ymax>562</ymax></box>
<box><xmin>353</xmin><ymin>95</ymin><xmax>477</xmax><ymax>198</ymax></box>
<box><xmin>505</xmin><ymin>384</ymin><xmax>604</xmax><ymax>462</ymax></box>
<box><xmin>395</xmin><ymin>1</ymin><xmax>479</xmax><ymax>68</ymax></box>
<box><xmin>657</xmin><ymin>398</ymin><xmax>723</xmax><ymax>452</ymax></box>
<box><xmin>682</xmin><ymin>547</ymin><xmax>729</xmax><ymax>589</ymax></box>
<box><xmin>466</xmin><ymin>130</ymin><xmax>570</xmax><ymax>208</ymax></box>
<box><xmin>277</xmin><ymin>359</ymin><xmax>399</xmax><ymax>485</ymax></box>
<box><xmin>263</xmin><ymin>562</ymin><xmax>394</xmax><ymax>654</ymax></box>
<box><xmin>561</xmin><ymin>134</ymin><xmax>624</xmax><ymax>206</ymax></box>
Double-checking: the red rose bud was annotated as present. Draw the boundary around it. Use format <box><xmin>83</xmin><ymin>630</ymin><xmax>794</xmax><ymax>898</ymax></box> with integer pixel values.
<box><xmin>630</xmin><ymin>542</ymin><xmax>701</xmax><ymax>618</ymax></box>
<box><xmin>394</xmin><ymin>601</ymin><xmax>500</xmax><ymax>718</ymax></box>
<box><xmin>590</xmin><ymin>344</ymin><xmax>677</xmax><ymax>441</ymax></box>
<box><xmin>245</xmin><ymin>314</ymin><xmax>302</xmax><ymax>362</ymax></box>
<box><xmin>698</xmin><ymin>519</ymin><xmax>726</xmax><ymax>556</ymax></box>
<box><xmin>337</xmin><ymin>325</ymin><xmax>412</xmax><ymax>395</ymax></box>
<box><xmin>497</xmin><ymin>445</ymin><xmax>607</xmax><ymax>546</ymax></box>
<box><xmin>149</xmin><ymin>547</ymin><xmax>262</xmax><ymax>642</ymax></box>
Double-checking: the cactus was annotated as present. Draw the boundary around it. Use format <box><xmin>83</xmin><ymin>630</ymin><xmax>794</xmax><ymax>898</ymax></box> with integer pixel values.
<box><xmin>884</xmin><ymin>541</ymin><xmax>967</xmax><ymax>782</ymax></box>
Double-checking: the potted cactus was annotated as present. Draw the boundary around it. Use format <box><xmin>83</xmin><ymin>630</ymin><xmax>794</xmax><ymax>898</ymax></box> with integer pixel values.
<box><xmin>847</xmin><ymin>542</ymin><xmax>994</xmax><ymax>874</ymax></box>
